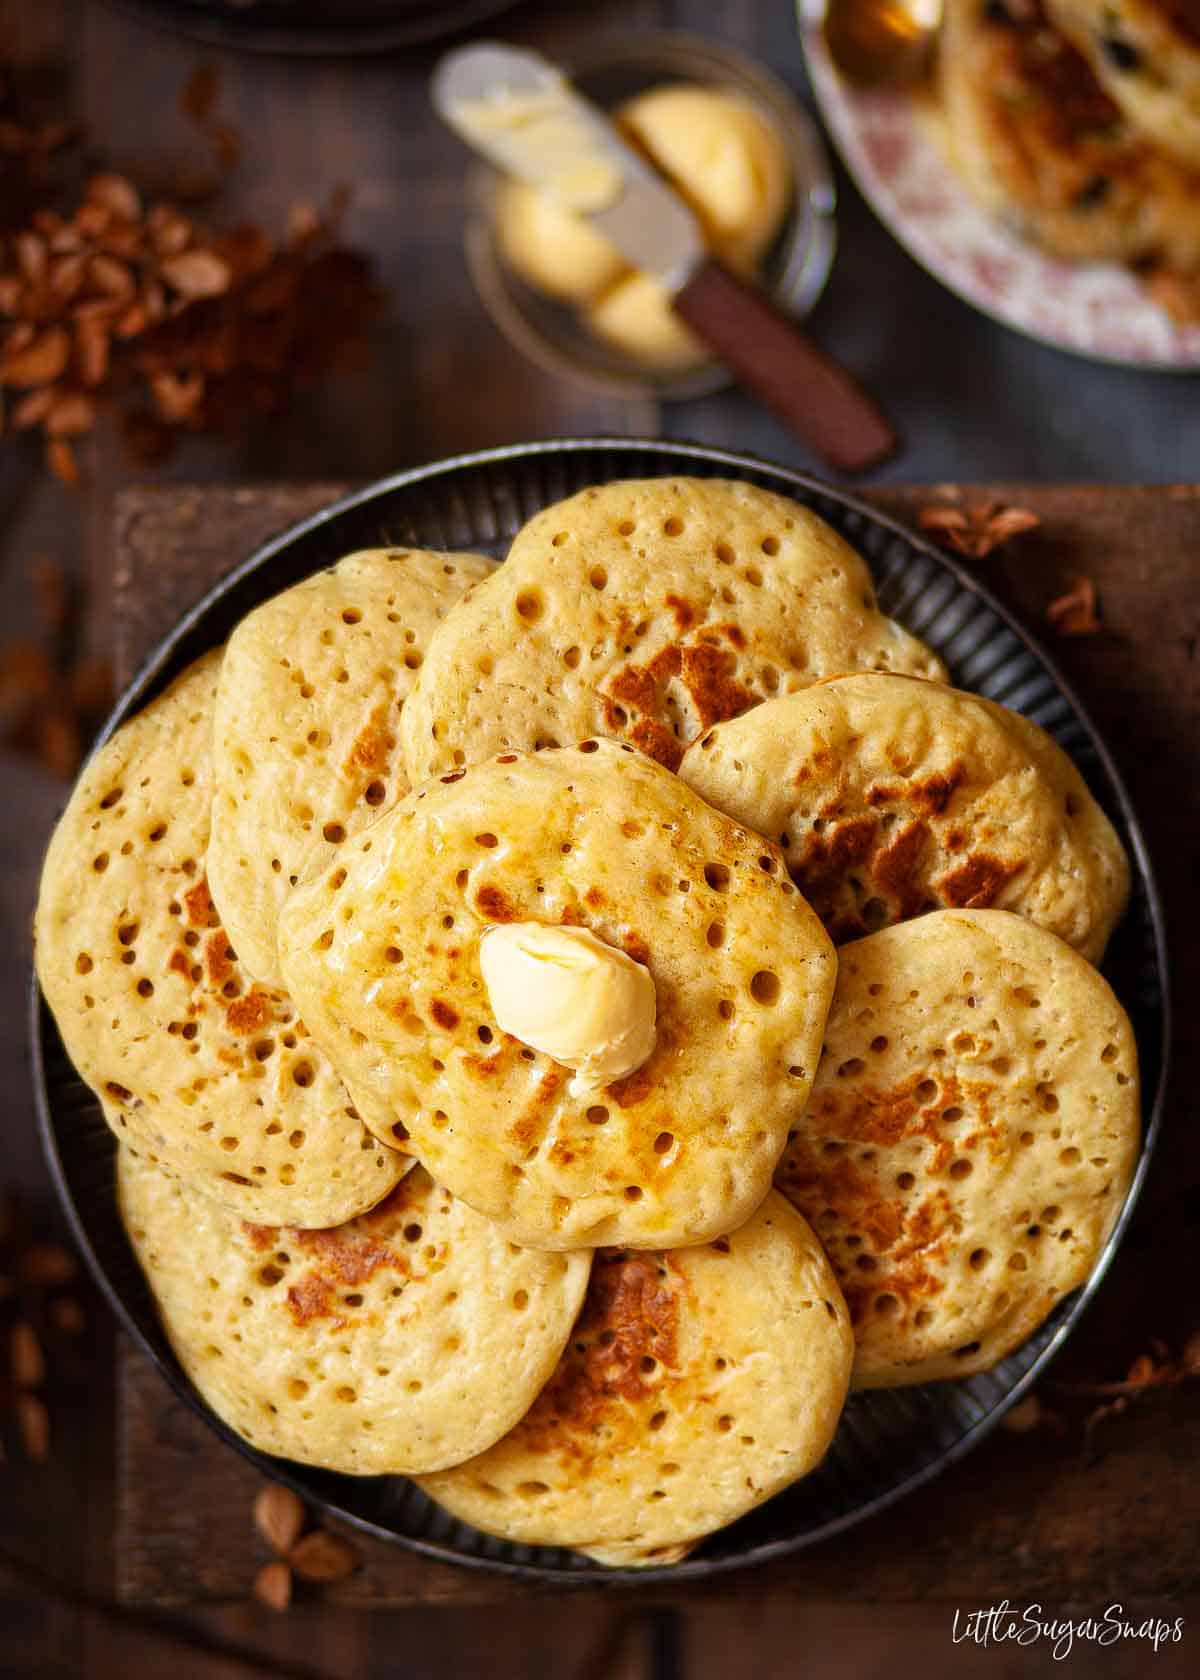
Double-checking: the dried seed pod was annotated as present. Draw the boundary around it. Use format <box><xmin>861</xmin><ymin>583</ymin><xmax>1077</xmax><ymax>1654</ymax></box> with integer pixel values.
<box><xmin>3</xmin><ymin>326</ymin><xmax>70</xmax><ymax>387</ymax></box>
<box><xmin>19</xmin><ymin>1243</ymin><xmax>78</xmax><ymax>1287</ymax></box>
<box><xmin>288</xmin><ymin>1529</ymin><xmax>360</xmax><ymax>1583</ymax></box>
<box><xmin>253</xmin><ymin>1483</ymin><xmax>306</xmax><ymax>1557</ymax></box>
<box><xmin>10</xmin><ymin>1320</ymin><xmax>46</xmax><ymax>1389</ymax></box>
<box><xmin>16</xmin><ymin>1393</ymin><xmax>50</xmax><ymax>1463</ymax></box>
<box><xmin>160</xmin><ymin>249</ymin><xmax>231</xmax><ymax>300</ymax></box>
<box><xmin>252</xmin><ymin>1560</ymin><xmax>292</xmax><ymax>1612</ymax></box>
<box><xmin>85</xmin><ymin>173</ymin><xmax>142</xmax><ymax>223</ymax></box>
<box><xmin>49</xmin><ymin>1296</ymin><xmax>86</xmax><ymax>1335</ymax></box>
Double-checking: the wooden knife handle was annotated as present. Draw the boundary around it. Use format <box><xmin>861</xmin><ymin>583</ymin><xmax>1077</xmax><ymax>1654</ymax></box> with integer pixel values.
<box><xmin>673</xmin><ymin>257</ymin><xmax>897</xmax><ymax>475</ymax></box>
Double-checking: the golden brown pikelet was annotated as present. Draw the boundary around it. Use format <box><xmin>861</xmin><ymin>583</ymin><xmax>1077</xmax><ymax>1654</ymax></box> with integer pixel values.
<box><xmin>279</xmin><ymin>740</ymin><xmax>837</xmax><ymax>1252</ymax></box>
<box><xmin>1046</xmin><ymin>0</ymin><xmax>1200</xmax><ymax>168</ymax></box>
<box><xmin>401</xmin><ymin>478</ymin><xmax>945</xmax><ymax>782</ymax></box>
<box><xmin>208</xmin><ymin>547</ymin><xmax>492</xmax><ymax>989</ymax></box>
<box><xmin>938</xmin><ymin>0</ymin><xmax>1200</xmax><ymax>269</ymax></box>
<box><xmin>34</xmin><ymin>653</ymin><xmax>408</xmax><ymax>1228</ymax></box>
<box><xmin>774</xmin><ymin>912</ymin><xmax>1140</xmax><ymax>1388</ymax></box>
<box><xmin>679</xmin><ymin>675</ymin><xmax>1129</xmax><ymax>963</ymax></box>
<box><xmin>417</xmin><ymin>1195</ymin><xmax>853</xmax><ymax>1566</ymax></box>
<box><xmin>119</xmin><ymin>1149</ymin><xmax>591</xmax><ymax>1475</ymax></box>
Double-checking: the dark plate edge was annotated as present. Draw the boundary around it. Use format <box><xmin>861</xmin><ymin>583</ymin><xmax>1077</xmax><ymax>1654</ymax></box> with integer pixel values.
<box><xmin>30</xmin><ymin>435</ymin><xmax>1171</xmax><ymax>1587</ymax></box>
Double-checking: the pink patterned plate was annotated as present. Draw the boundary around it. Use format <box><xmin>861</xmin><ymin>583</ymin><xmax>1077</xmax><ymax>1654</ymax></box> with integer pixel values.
<box><xmin>797</xmin><ymin>0</ymin><xmax>1200</xmax><ymax>369</ymax></box>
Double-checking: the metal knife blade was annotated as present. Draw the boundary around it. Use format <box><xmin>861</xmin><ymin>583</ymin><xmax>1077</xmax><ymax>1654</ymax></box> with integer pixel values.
<box><xmin>432</xmin><ymin>43</ymin><xmax>705</xmax><ymax>292</ymax></box>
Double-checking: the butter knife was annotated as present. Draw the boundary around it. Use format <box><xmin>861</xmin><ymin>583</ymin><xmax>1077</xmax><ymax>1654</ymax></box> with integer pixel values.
<box><xmin>433</xmin><ymin>42</ymin><xmax>897</xmax><ymax>474</ymax></box>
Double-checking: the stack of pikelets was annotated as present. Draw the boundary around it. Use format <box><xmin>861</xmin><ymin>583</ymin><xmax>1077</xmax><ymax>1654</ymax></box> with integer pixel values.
<box><xmin>35</xmin><ymin>478</ymin><xmax>1140</xmax><ymax>1567</ymax></box>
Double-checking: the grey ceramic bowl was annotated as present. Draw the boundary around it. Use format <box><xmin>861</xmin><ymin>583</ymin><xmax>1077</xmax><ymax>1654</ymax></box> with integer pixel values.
<box><xmin>464</xmin><ymin>31</ymin><xmax>838</xmax><ymax>402</ymax></box>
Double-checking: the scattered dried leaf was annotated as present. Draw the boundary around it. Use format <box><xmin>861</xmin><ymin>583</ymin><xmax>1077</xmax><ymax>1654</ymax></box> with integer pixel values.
<box><xmin>49</xmin><ymin>1296</ymin><xmax>85</xmax><ymax>1335</ymax></box>
<box><xmin>253</xmin><ymin>1560</ymin><xmax>292</xmax><ymax>1613</ymax></box>
<box><xmin>19</xmin><ymin>1243</ymin><xmax>77</xmax><ymax>1287</ymax></box>
<box><xmin>180</xmin><ymin>65</ymin><xmax>221</xmax><ymax>128</ymax></box>
<box><xmin>1001</xmin><ymin>1393</ymin><xmax>1044</xmax><ymax>1433</ymax></box>
<box><xmin>1046</xmin><ymin>577</ymin><xmax>1101</xmax><ymax>636</ymax></box>
<box><xmin>918</xmin><ymin>499</ymin><xmax>1041</xmax><ymax>559</ymax></box>
<box><xmin>288</xmin><ymin>1529</ymin><xmax>360</xmax><ymax>1583</ymax></box>
<box><xmin>15</xmin><ymin>1392</ymin><xmax>50</xmax><ymax>1463</ymax></box>
<box><xmin>254</xmin><ymin>1483</ymin><xmax>306</xmax><ymax>1557</ymax></box>
<box><xmin>10</xmin><ymin>1320</ymin><xmax>45</xmax><ymax>1389</ymax></box>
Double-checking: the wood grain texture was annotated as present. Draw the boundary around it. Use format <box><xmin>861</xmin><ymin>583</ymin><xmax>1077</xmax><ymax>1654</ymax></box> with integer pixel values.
<box><xmin>110</xmin><ymin>480</ymin><xmax>1199</xmax><ymax>1608</ymax></box>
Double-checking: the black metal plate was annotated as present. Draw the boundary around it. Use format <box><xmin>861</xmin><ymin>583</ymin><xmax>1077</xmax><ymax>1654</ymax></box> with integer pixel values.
<box><xmin>100</xmin><ymin>0</ymin><xmax>523</xmax><ymax>56</ymax></box>
<box><xmin>32</xmin><ymin>438</ymin><xmax>1169</xmax><ymax>1584</ymax></box>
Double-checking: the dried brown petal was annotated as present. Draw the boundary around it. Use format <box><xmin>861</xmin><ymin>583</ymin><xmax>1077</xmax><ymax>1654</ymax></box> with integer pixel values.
<box><xmin>160</xmin><ymin>248</ymin><xmax>231</xmax><ymax>300</ymax></box>
<box><xmin>46</xmin><ymin>391</ymin><xmax>96</xmax><ymax>438</ymax></box>
<box><xmin>16</xmin><ymin>1393</ymin><xmax>50</xmax><ymax>1463</ymax></box>
<box><xmin>15</xmin><ymin>231</ymin><xmax>47</xmax><ymax>283</ymax></box>
<box><xmin>1001</xmin><ymin>1393</ymin><xmax>1043</xmax><ymax>1433</ymax></box>
<box><xmin>253</xmin><ymin>1560</ymin><xmax>292</xmax><ymax>1612</ymax></box>
<box><xmin>288</xmin><ymin>1529</ymin><xmax>360</xmax><ymax>1583</ymax></box>
<box><xmin>150</xmin><ymin>370</ymin><xmax>204</xmax><ymax>423</ymax></box>
<box><xmin>147</xmin><ymin>205</ymin><xmax>193</xmax><ymax>258</ymax></box>
<box><xmin>0</xmin><ymin>641</ymin><xmax>56</xmax><ymax>718</ymax></box>
<box><xmin>75</xmin><ymin>203</ymin><xmax>112</xmax><ymax>239</ymax></box>
<box><xmin>88</xmin><ymin>253</ymin><xmax>135</xmax><ymax>301</ymax></box>
<box><xmin>50</xmin><ymin>1296</ymin><xmax>85</xmax><ymax>1335</ymax></box>
<box><xmin>114</xmin><ymin>303</ymin><xmax>148</xmax><ymax>340</ymax></box>
<box><xmin>11</xmin><ymin>1320</ymin><xmax>46</xmax><ymax>1389</ymax></box>
<box><xmin>3</xmin><ymin>325</ymin><xmax>69</xmax><ymax>387</ymax></box>
<box><xmin>76</xmin><ymin>318</ymin><xmax>110</xmax><ymax>386</ymax></box>
<box><xmin>33</xmin><ymin>710</ymin><xmax>81</xmax><ymax>777</ymax></box>
<box><xmin>49</xmin><ymin>253</ymin><xmax>86</xmax><ymax>303</ymax></box>
<box><xmin>67</xmin><ymin>655</ymin><xmax>113</xmax><ymax>718</ymax></box>
<box><xmin>0</xmin><ymin>276</ymin><xmax>21</xmax><ymax>314</ymax></box>
<box><xmin>11</xmin><ymin>385</ymin><xmax>57</xmax><ymax>428</ymax></box>
<box><xmin>46</xmin><ymin>437</ymin><xmax>79</xmax><ymax>487</ymax></box>
<box><xmin>85</xmin><ymin>172</ymin><xmax>142</xmax><ymax>222</ymax></box>
<box><xmin>1046</xmin><ymin>577</ymin><xmax>1101</xmax><ymax>636</ymax></box>
<box><xmin>254</xmin><ymin>1483</ymin><xmax>306</xmax><ymax>1556</ymax></box>
<box><xmin>19</xmin><ymin>1243</ymin><xmax>78</xmax><ymax>1287</ymax></box>
<box><xmin>918</xmin><ymin>499</ymin><xmax>1041</xmax><ymax>560</ymax></box>
<box><xmin>211</xmin><ymin>124</ymin><xmax>241</xmax><ymax>172</ymax></box>
<box><xmin>99</xmin><ymin>221</ymin><xmax>145</xmax><ymax>263</ymax></box>
<box><xmin>181</xmin><ymin>65</ymin><xmax>222</xmax><ymax>126</ymax></box>
<box><xmin>32</xmin><ymin>557</ymin><xmax>69</xmax><ymax>633</ymax></box>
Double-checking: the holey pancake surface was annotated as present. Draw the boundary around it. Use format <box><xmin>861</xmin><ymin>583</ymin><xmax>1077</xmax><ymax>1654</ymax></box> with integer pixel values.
<box><xmin>680</xmin><ymin>674</ymin><xmax>1130</xmax><ymax>963</ymax></box>
<box><xmin>774</xmin><ymin>911</ymin><xmax>1140</xmax><ymax>1388</ymax></box>
<box><xmin>34</xmin><ymin>654</ymin><xmax>408</xmax><ymax>1228</ymax></box>
<box><xmin>208</xmin><ymin>547</ymin><xmax>492</xmax><ymax>989</ymax></box>
<box><xmin>279</xmin><ymin>739</ymin><xmax>838</xmax><ymax>1251</ymax></box>
<box><xmin>118</xmin><ymin>1149</ymin><xmax>591</xmax><ymax>1475</ymax></box>
<box><xmin>416</xmin><ymin>1193</ymin><xmax>854</xmax><ymax>1567</ymax></box>
<box><xmin>401</xmin><ymin>477</ymin><xmax>945</xmax><ymax>782</ymax></box>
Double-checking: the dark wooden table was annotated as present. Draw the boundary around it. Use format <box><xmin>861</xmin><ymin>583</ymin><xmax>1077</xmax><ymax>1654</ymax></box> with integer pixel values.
<box><xmin>3</xmin><ymin>0</ymin><xmax>1200</xmax><ymax>1674</ymax></box>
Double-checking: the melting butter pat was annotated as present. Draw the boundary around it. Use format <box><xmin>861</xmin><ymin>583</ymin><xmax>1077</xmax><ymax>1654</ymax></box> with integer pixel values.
<box><xmin>479</xmin><ymin>922</ymin><xmax>656</xmax><ymax>1095</ymax></box>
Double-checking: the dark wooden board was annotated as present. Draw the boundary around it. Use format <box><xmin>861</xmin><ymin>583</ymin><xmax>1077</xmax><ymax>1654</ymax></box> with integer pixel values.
<box><xmin>111</xmin><ymin>481</ymin><xmax>1200</xmax><ymax>1608</ymax></box>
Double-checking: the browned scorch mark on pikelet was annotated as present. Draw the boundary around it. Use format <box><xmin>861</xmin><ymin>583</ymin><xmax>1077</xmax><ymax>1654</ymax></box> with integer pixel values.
<box><xmin>475</xmin><ymin>882</ymin><xmax>517</xmax><ymax>922</ymax></box>
<box><xmin>226</xmin><ymin>990</ymin><xmax>271</xmax><ymax>1032</ymax></box>
<box><xmin>429</xmin><ymin>999</ymin><xmax>459</xmax><ymax>1030</ymax></box>
<box><xmin>516</xmin><ymin>1251</ymin><xmax>681</xmax><ymax>1459</ymax></box>
<box><xmin>508</xmin><ymin>1065</ymin><xmax>565</xmax><ymax>1150</ymax></box>
<box><xmin>870</xmin><ymin>819</ymin><xmax>931</xmax><ymax>920</ymax></box>
<box><xmin>183</xmin><ymin>878</ymin><xmax>219</xmax><ymax>928</ymax></box>
<box><xmin>204</xmin><ymin>932</ymin><xmax>234</xmax><ymax>985</ymax></box>
<box><xmin>937</xmin><ymin>854</ymin><xmax>1025</xmax><ymax>909</ymax></box>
